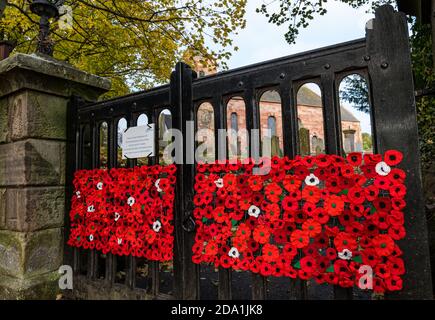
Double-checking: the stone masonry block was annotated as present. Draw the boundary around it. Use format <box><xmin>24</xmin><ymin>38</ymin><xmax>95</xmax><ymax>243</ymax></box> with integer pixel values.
<box><xmin>0</xmin><ymin>53</ymin><xmax>111</xmax><ymax>100</ymax></box>
<box><xmin>0</xmin><ymin>187</ymin><xmax>65</xmax><ymax>232</ymax></box>
<box><xmin>0</xmin><ymin>97</ymin><xmax>8</xmax><ymax>143</ymax></box>
<box><xmin>0</xmin><ymin>52</ymin><xmax>110</xmax><ymax>300</ymax></box>
<box><xmin>0</xmin><ymin>139</ymin><xmax>66</xmax><ymax>187</ymax></box>
<box><xmin>0</xmin><ymin>230</ymin><xmax>22</xmax><ymax>278</ymax></box>
<box><xmin>0</xmin><ymin>270</ymin><xmax>60</xmax><ymax>300</ymax></box>
<box><xmin>9</xmin><ymin>91</ymin><xmax>68</xmax><ymax>141</ymax></box>
<box><xmin>0</xmin><ymin>188</ymin><xmax>5</xmax><ymax>228</ymax></box>
<box><xmin>0</xmin><ymin>228</ymin><xmax>63</xmax><ymax>279</ymax></box>
<box><xmin>24</xmin><ymin>228</ymin><xmax>63</xmax><ymax>277</ymax></box>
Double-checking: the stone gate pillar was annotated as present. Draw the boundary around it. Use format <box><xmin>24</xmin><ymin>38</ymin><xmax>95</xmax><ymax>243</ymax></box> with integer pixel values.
<box><xmin>0</xmin><ymin>53</ymin><xmax>110</xmax><ymax>299</ymax></box>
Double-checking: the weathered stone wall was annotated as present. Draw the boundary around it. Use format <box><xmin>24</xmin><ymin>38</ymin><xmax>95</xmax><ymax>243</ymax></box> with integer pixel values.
<box><xmin>0</xmin><ymin>53</ymin><xmax>110</xmax><ymax>299</ymax></box>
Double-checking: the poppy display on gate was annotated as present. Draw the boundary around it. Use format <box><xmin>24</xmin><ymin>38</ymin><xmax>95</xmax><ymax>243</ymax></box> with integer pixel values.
<box><xmin>191</xmin><ymin>151</ymin><xmax>407</xmax><ymax>293</ymax></box>
<box><xmin>67</xmin><ymin>165</ymin><xmax>177</xmax><ymax>261</ymax></box>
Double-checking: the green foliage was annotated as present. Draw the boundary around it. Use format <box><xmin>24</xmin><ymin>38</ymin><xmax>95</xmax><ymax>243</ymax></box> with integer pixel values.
<box><xmin>352</xmin><ymin>255</ymin><xmax>363</xmax><ymax>263</ymax></box>
<box><xmin>1</xmin><ymin>0</ymin><xmax>247</xmax><ymax>97</ymax></box>
<box><xmin>339</xmin><ymin>74</ymin><xmax>370</xmax><ymax>113</ymax></box>
<box><xmin>256</xmin><ymin>0</ymin><xmax>328</xmax><ymax>44</ymax></box>
<box><xmin>362</xmin><ymin>133</ymin><xmax>373</xmax><ymax>151</ymax></box>
<box><xmin>257</xmin><ymin>0</ymin><xmax>395</xmax><ymax>45</ymax></box>
<box><xmin>410</xmin><ymin>23</ymin><xmax>435</xmax><ymax>170</ymax></box>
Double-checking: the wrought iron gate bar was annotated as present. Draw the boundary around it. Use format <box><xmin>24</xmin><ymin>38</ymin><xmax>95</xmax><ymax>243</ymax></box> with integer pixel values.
<box><xmin>66</xmin><ymin>5</ymin><xmax>433</xmax><ymax>300</ymax></box>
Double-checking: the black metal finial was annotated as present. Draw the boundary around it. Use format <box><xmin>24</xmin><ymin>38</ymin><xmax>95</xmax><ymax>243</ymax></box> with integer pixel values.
<box><xmin>30</xmin><ymin>0</ymin><xmax>60</xmax><ymax>56</ymax></box>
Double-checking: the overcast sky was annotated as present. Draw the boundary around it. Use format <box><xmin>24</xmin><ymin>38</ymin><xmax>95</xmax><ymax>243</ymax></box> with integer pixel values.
<box><xmin>227</xmin><ymin>1</ymin><xmax>375</xmax><ymax>69</ymax></box>
<box><xmin>224</xmin><ymin>1</ymin><xmax>376</xmax><ymax>134</ymax></box>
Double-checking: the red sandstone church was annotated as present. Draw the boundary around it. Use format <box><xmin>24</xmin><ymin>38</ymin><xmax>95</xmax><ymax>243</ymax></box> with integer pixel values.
<box><xmin>191</xmin><ymin>56</ymin><xmax>365</xmax><ymax>159</ymax></box>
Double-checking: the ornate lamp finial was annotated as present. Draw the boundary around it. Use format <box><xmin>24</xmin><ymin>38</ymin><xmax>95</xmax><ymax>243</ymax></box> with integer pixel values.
<box><xmin>30</xmin><ymin>0</ymin><xmax>60</xmax><ymax>56</ymax></box>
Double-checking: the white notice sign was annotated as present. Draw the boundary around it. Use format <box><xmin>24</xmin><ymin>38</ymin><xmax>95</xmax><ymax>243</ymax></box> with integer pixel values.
<box><xmin>122</xmin><ymin>124</ymin><xmax>155</xmax><ymax>159</ymax></box>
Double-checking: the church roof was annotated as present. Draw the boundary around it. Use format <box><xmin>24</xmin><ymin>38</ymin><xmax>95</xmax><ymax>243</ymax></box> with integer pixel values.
<box><xmin>340</xmin><ymin>106</ymin><xmax>360</xmax><ymax>122</ymax></box>
<box><xmin>297</xmin><ymin>86</ymin><xmax>322</xmax><ymax>107</ymax></box>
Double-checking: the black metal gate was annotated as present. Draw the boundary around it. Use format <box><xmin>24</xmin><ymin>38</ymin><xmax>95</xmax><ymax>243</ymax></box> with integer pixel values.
<box><xmin>64</xmin><ymin>5</ymin><xmax>433</xmax><ymax>300</ymax></box>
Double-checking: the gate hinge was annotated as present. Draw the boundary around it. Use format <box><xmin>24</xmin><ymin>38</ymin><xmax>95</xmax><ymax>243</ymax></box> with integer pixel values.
<box><xmin>415</xmin><ymin>87</ymin><xmax>435</xmax><ymax>99</ymax></box>
<box><xmin>182</xmin><ymin>193</ymin><xmax>196</xmax><ymax>232</ymax></box>
<box><xmin>182</xmin><ymin>216</ymin><xmax>196</xmax><ymax>233</ymax></box>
